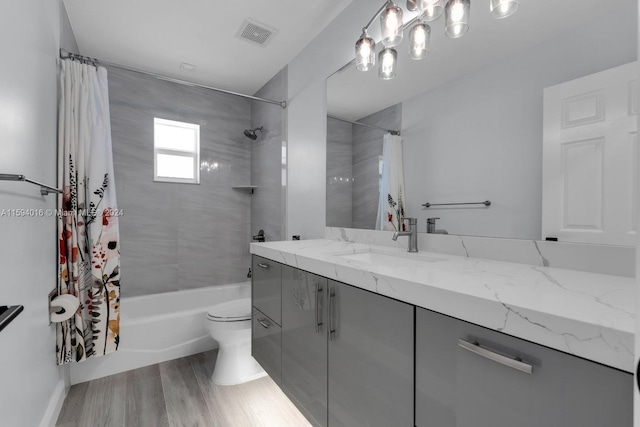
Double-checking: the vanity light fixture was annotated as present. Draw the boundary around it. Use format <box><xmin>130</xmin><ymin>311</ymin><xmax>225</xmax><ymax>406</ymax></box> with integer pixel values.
<box><xmin>417</xmin><ymin>0</ymin><xmax>444</xmax><ymax>21</ymax></box>
<box><xmin>379</xmin><ymin>47</ymin><xmax>398</xmax><ymax>79</ymax></box>
<box><xmin>381</xmin><ymin>0</ymin><xmax>404</xmax><ymax>47</ymax></box>
<box><xmin>355</xmin><ymin>0</ymin><xmax>517</xmax><ymax>79</ymax></box>
<box><xmin>490</xmin><ymin>0</ymin><xmax>519</xmax><ymax>19</ymax></box>
<box><xmin>355</xmin><ymin>29</ymin><xmax>376</xmax><ymax>71</ymax></box>
<box><xmin>408</xmin><ymin>20</ymin><xmax>430</xmax><ymax>60</ymax></box>
<box><xmin>445</xmin><ymin>0</ymin><xmax>471</xmax><ymax>39</ymax></box>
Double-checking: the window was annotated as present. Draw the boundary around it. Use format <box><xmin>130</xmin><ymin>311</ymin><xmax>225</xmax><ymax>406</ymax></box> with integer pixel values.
<box><xmin>154</xmin><ymin>118</ymin><xmax>200</xmax><ymax>184</ymax></box>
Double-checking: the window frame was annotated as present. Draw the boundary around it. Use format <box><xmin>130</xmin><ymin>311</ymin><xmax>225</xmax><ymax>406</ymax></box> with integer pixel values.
<box><xmin>153</xmin><ymin>117</ymin><xmax>201</xmax><ymax>184</ymax></box>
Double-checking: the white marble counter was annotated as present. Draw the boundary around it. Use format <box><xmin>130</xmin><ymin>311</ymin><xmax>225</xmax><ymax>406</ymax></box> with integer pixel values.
<box><xmin>250</xmin><ymin>239</ymin><xmax>635</xmax><ymax>373</ymax></box>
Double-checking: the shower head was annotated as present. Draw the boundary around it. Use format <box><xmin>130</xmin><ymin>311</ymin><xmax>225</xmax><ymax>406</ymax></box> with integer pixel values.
<box><xmin>243</xmin><ymin>126</ymin><xmax>263</xmax><ymax>140</ymax></box>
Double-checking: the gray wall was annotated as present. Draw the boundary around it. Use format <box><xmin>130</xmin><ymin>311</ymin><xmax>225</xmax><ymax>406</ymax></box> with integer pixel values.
<box><xmin>251</xmin><ymin>68</ymin><xmax>287</xmax><ymax>243</ymax></box>
<box><xmin>109</xmin><ymin>67</ymin><xmax>253</xmax><ymax>297</ymax></box>
<box><xmin>403</xmin><ymin>6</ymin><xmax>637</xmax><ymax>240</ymax></box>
<box><xmin>326</xmin><ymin>118</ymin><xmax>353</xmax><ymax>228</ymax></box>
<box><xmin>0</xmin><ymin>1</ymin><xmax>75</xmax><ymax>426</ymax></box>
<box><xmin>352</xmin><ymin>104</ymin><xmax>402</xmax><ymax>229</ymax></box>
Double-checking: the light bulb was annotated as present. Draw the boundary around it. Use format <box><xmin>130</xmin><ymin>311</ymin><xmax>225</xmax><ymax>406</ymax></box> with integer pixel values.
<box><xmin>381</xmin><ymin>1</ymin><xmax>404</xmax><ymax>47</ymax></box>
<box><xmin>490</xmin><ymin>0</ymin><xmax>519</xmax><ymax>19</ymax></box>
<box><xmin>409</xmin><ymin>22</ymin><xmax>430</xmax><ymax>60</ymax></box>
<box><xmin>355</xmin><ymin>30</ymin><xmax>376</xmax><ymax>71</ymax></box>
<box><xmin>445</xmin><ymin>0</ymin><xmax>470</xmax><ymax>38</ymax></box>
<box><xmin>379</xmin><ymin>48</ymin><xmax>398</xmax><ymax>80</ymax></box>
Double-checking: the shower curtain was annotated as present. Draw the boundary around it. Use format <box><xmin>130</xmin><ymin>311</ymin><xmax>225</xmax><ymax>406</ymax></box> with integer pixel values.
<box><xmin>376</xmin><ymin>133</ymin><xmax>406</xmax><ymax>231</ymax></box>
<box><xmin>56</xmin><ymin>59</ymin><xmax>121</xmax><ymax>364</ymax></box>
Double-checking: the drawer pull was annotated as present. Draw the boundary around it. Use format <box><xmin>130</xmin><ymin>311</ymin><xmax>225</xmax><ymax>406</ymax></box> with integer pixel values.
<box><xmin>257</xmin><ymin>318</ymin><xmax>271</xmax><ymax>329</ymax></box>
<box><xmin>458</xmin><ymin>338</ymin><xmax>533</xmax><ymax>374</ymax></box>
<box><xmin>257</xmin><ymin>262</ymin><xmax>269</xmax><ymax>269</ymax></box>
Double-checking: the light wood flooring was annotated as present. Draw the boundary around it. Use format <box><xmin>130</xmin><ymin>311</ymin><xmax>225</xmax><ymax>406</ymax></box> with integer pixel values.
<box><xmin>56</xmin><ymin>350</ymin><xmax>312</xmax><ymax>427</ymax></box>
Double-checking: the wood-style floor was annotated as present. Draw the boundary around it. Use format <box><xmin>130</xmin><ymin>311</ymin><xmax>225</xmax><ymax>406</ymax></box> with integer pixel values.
<box><xmin>56</xmin><ymin>350</ymin><xmax>312</xmax><ymax>427</ymax></box>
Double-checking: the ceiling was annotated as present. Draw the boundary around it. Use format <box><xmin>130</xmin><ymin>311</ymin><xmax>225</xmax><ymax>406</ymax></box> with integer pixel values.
<box><xmin>328</xmin><ymin>0</ymin><xmax>636</xmax><ymax>121</ymax></box>
<box><xmin>62</xmin><ymin>0</ymin><xmax>352</xmax><ymax>96</ymax></box>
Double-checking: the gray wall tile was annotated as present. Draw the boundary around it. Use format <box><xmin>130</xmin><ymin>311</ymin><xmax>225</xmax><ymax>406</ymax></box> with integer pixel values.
<box><xmin>326</xmin><ymin>118</ymin><xmax>353</xmax><ymax>228</ymax></box>
<box><xmin>108</xmin><ymin>66</ymin><xmax>252</xmax><ymax>297</ymax></box>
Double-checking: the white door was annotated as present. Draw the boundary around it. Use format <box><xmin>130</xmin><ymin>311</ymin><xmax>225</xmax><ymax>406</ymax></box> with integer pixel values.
<box><xmin>542</xmin><ymin>61</ymin><xmax>638</xmax><ymax>246</ymax></box>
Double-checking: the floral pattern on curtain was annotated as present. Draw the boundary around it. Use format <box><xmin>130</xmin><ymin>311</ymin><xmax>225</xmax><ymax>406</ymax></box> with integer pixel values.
<box><xmin>376</xmin><ymin>134</ymin><xmax>406</xmax><ymax>231</ymax></box>
<box><xmin>57</xmin><ymin>59</ymin><xmax>121</xmax><ymax>364</ymax></box>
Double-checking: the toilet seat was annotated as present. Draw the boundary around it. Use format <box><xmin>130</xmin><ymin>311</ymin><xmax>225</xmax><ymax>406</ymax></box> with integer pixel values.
<box><xmin>207</xmin><ymin>297</ymin><xmax>252</xmax><ymax>322</ymax></box>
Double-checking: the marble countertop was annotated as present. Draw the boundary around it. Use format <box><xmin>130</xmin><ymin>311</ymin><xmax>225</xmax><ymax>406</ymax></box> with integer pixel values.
<box><xmin>250</xmin><ymin>239</ymin><xmax>635</xmax><ymax>373</ymax></box>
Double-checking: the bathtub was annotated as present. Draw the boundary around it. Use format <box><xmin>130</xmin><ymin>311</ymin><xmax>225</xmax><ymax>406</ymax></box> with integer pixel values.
<box><xmin>69</xmin><ymin>282</ymin><xmax>250</xmax><ymax>385</ymax></box>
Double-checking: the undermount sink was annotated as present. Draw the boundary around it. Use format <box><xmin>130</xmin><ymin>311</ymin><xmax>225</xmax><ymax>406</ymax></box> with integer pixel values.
<box><xmin>335</xmin><ymin>248</ymin><xmax>445</xmax><ymax>266</ymax></box>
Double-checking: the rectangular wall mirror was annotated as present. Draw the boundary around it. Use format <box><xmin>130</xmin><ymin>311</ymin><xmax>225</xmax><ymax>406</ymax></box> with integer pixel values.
<box><xmin>326</xmin><ymin>0</ymin><xmax>637</xmax><ymax>246</ymax></box>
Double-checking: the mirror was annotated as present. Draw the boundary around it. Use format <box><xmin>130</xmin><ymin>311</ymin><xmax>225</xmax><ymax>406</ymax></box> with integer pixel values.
<box><xmin>327</xmin><ymin>0</ymin><xmax>637</xmax><ymax>245</ymax></box>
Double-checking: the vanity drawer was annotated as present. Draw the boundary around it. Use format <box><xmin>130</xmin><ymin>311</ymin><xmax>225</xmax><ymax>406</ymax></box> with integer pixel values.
<box><xmin>252</xmin><ymin>307</ymin><xmax>281</xmax><ymax>385</ymax></box>
<box><xmin>252</xmin><ymin>255</ymin><xmax>282</xmax><ymax>325</ymax></box>
<box><xmin>416</xmin><ymin>307</ymin><xmax>632</xmax><ymax>427</ymax></box>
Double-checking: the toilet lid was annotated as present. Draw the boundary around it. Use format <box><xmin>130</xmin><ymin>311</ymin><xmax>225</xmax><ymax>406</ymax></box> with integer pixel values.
<box><xmin>207</xmin><ymin>298</ymin><xmax>252</xmax><ymax>321</ymax></box>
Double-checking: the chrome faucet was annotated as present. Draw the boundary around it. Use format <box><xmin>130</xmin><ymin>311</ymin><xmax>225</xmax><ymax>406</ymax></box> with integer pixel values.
<box><xmin>392</xmin><ymin>217</ymin><xmax>418</xmax><ymax>252</ymax></box>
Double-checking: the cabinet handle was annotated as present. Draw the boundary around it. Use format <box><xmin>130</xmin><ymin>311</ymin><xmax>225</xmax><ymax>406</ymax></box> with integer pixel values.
<box><xmin>329</xmin><ymin>290</ymin><xmax>336</xmax><ymax>341</ymax></box>
<box><xmin>257</xmin><ymin>317</ymin><xmax>271</xmax><ymax>329</ymax></box>
<box><xmin>315</xmin><ymin>285</ymin><xmax>323</xmax><ymax>334</ymax></box>
<box><xmin>257</xmin><ymin>262</ymin><xmax>269</xmax><ymax>269</ymax></box>
<box><xmin>458</xmin><ymin>339</ymin><xmax>533</xmax><ymax>374</ymax></box>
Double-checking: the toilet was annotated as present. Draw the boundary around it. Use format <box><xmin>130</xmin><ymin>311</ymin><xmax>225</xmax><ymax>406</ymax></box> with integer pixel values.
<box><xmin>205</xmin><ymin>297</ymin><xmax>266</xmax><ymax>385</ymax></box>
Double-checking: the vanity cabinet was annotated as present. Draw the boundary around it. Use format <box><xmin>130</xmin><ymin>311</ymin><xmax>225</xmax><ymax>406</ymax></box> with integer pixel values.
<box><xmin>279</xmin><ymin>265</ymin><xmax>414</xmax><ymax>427</ymax></box>
<box><xmin>415</xmin><ymin>307</ymin><xmax>633</xmax><ymax>427</ymax></box>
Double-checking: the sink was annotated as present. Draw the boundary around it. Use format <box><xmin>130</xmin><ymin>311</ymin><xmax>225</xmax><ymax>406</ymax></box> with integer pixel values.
<box><xmin>335</xmin><ymin>248</ymin><xmax>444</xmax><ymax>266</ymax></box>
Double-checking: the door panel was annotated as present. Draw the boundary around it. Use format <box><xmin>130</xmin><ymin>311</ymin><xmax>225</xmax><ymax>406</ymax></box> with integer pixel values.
<box><xmin>281</xmin><ymin>266</ymin><xmax>328</xmax><ymax>427</ymax></box>
<box><xmin>327</xmin><ymin>280</ymin><xmax>414</xmax><ymax>427</ymax></box>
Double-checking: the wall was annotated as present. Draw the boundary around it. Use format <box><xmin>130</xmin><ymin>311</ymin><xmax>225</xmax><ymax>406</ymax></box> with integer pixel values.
<box><xmin>251</xmin><ymin>68</ymin><xmax>287</xmax><ymax>243</ymax></box>
<box><xmin>326</xmin><ymin>117</ymin><xmax>353</xmax><ymax>228</ymax></box>
<box><xmin>0</xmin><ymin>2</ymin><xmax>76</xmax><ymax>426</ymax></box>
<box><xmin>287</xmin><ymin>0</ymin><xmax>382</xmax><ymax>239</ymax></box>
<box><xmin>402</xmin><ymin>7</ymin><xmax>637</xmax><ymax>240</ymax></box>
<box><xmin>108</xmin><ymin>67</ymin><xmax>253</xmax><ymax>297</ymax></box>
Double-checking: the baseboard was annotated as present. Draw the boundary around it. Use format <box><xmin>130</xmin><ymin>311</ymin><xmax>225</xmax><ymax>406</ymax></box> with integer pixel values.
<box><xmin>38</xmin><ymin>380</ymin><xmax>66</xmax><ymax>427</ymax></box>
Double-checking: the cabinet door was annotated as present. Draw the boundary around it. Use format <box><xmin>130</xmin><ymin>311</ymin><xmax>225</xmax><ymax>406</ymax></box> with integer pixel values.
<box><xmin>252</xmin><ymin>307</ymin><xmax>281</xmax><ymax>385</ymax></box>
<box><xmin>281</xmin><ymin>266</ymin><xmax>328</xmax><ymax>427</ymax></box>
<box><xmin>416</xmin><ymin>307</ymin><xmax>633</xmax><ymax>427</ymax></box>
<box><xmin>327</xmin><ymin>280</ymin><xmax>414</xmax><ymax>427</ymax></box>
<box><xmin>252</xmin><ymin>255</ymin><xmax>282</xmax><ymax>325</ymax></box>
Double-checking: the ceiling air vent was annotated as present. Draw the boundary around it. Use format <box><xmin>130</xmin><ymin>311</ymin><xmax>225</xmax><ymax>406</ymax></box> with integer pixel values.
<box><xmin>236</xmin><ymin>19</ymin><xmax>278</xmax><ymax>47</ymax></box>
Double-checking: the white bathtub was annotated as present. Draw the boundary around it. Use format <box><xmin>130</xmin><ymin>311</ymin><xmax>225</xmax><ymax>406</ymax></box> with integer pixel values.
<box><xmin>69</xmin><ymin>282</ymin><xmax>251</xmax><ymax>385</ymax></box>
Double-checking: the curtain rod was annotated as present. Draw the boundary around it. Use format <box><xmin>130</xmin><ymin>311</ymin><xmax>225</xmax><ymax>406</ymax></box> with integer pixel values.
<box><xmin>59</xmin><ymin>49</ymin><xmax>287</xmax><ymax>109</ymax></box>
<box><xmin>328</xmin><ymin>115</ymin><xmax>400</xmax><ymax>136</ymax></box>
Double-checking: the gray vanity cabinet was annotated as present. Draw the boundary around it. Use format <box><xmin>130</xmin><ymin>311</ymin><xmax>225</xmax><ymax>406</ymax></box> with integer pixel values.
<box><xmin>281</xmin><ymin>266</ymin><xmax>328</xmax><ymax>427</ymax></box>
<box><xmin>327</xmin><ymin>280</ymin><xmax>414</xmax><ymax>427</ymax></box>
<box><xmin>252</xmin><ymin>255</ymin><xmax>281</xmax><ymax>325</ymax></box>
<box><xmin>252</xmin><ymin>307</ymin><xmax>281</xmax><ymax>384</ymax></box>
<box><xmin>415</xmin><ymin>307</ymin><xmax>633</xmax><ymax>427</ymax></box>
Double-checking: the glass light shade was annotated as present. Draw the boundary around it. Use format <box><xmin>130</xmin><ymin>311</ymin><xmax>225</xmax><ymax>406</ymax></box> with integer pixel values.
<box><xmin>406</xmin><ymin>0</ymin><xmax>419</xmax><ymax>11</ymax></box>
<box><xmin>355</xmin><ymin>31</ymin><xmax>376</xmax><ymax>71</ymax></box>
<box><xmin>418</xmin><ymin>0</ymin><xmax>444</xmax><ymax>21</ymax></box>
<box><xmin>490</xmin><ymin>0</ymin><xmax>519</xmax><ymax>19</ymax></box>
<box><xmin>445</xmin><ymin>0</ymin><xmax>470</xmax><ymax>39</ymax></box>
<box><xmin>379</xmin><ymin>48</ymin><xmax>398</xmax><ymax>80</ymax></box>
<box><xmin>380</xmin><ymin>1</ymin><xmax>404</xmax><ymax>47</ymax></box>
<box><xmin>409</xmin><ymin>22</ymin><xmax>430</xmax><ymax>60</ymax></box>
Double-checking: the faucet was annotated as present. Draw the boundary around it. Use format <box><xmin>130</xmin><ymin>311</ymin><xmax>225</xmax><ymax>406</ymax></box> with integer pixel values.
<box><xmin>252</xmin><ymin>229</ymin><xmax>265</xmax><ymax>242</ymax></box>
<box><xmin>427</xmin><ymin>217</ymin><xmax>449</xmax><ymax>234</ymax></box>
<box><xmin>392</xmin><ymin>217</ymin><xmax>418</xmax><ymax>252</ymax></box>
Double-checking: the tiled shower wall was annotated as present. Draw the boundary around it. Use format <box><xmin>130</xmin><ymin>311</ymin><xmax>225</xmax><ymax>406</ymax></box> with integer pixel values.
<box><xmin>326</xmin><ymin>104</ymin><xmax>402</xmax><ymax>229</ymax></box>
<box><xmin>326</xmin><ymin>117</ymin><xmax>353</xmax><ymax>228</ymax></box>
<box><xmin>109</xmin><ymin>67</ymin><xmax>253</xmax><ymax>297</ymax></box>
<box><xmin>250</xmin><ymin>68</ymin><xmax>287</xmax><ymax>243</ymax></box>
